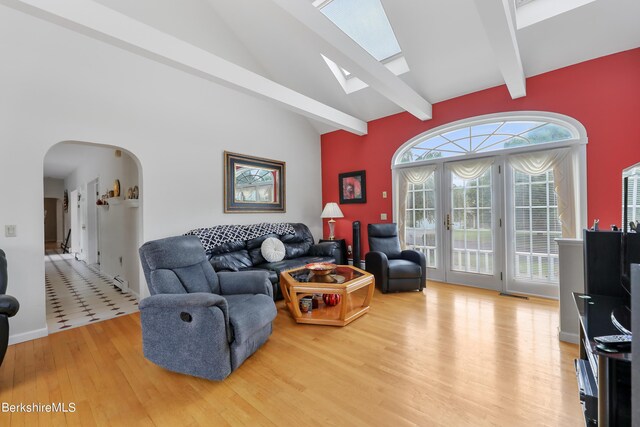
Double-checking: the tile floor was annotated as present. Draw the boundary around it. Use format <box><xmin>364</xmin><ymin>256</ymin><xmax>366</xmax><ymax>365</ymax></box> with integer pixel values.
<box><xmin>45</xmin><ymin>250</ymin><xmax>139</xmax><ymax>333</ymax></box>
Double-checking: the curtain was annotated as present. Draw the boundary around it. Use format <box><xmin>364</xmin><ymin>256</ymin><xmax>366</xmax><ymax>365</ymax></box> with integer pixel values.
<box><xmin>448</xmin><ymin>157</ymin><xmax>494</xmax><ymax>180</ymax></box>
<box><xmin>397</xmin><ymin>165</ymin><xmax>437</xmax><ymax>248</ymax></box>
<box><xmin>508</xmin><ymin>148</ymin><xmax>576</xmax><ymax>238</ymax></box>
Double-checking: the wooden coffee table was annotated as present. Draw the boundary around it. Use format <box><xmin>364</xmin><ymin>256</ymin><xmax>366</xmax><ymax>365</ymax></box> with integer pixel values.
<box><xmin>280</xmin><ymin>265</ymin><xmax>375</xmax><ymax>326</ymax></box>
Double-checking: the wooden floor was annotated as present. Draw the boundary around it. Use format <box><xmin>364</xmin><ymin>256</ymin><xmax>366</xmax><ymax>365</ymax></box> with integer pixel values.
<box><xmin>0</xmin><ymin>281</ymin><xmax>583</xmax><ymax>426</ymax></box>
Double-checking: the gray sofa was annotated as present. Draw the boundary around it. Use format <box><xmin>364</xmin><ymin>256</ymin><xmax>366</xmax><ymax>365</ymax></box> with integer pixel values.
<box><xmin>138</xmin><ymin>235</ymin><xmax>277</xmax><ymax>380</ymax></box>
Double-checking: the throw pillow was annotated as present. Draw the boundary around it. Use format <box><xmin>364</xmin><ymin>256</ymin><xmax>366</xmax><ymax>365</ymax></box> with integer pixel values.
<box><xmin>261</xmin><ymin>237</ymin><xmax>286</xmax><ymax>263</ymax></box>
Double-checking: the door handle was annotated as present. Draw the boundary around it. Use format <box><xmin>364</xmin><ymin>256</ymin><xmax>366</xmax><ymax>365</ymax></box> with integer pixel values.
<box><xmin>446</xmin><ymin>214</ymin><xmax>451</xmax><ymax>231</ymax></box>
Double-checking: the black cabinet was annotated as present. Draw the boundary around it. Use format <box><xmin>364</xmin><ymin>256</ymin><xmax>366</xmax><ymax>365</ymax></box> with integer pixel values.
<box><xmin>574</xmin><ymin>293</ymin><xmax>631</xmax><ymax>426</ymax></box>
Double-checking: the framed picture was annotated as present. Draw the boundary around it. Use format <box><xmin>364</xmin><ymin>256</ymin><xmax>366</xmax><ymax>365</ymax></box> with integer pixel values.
<box><xmin>339</xmin><ymin>170</ymin><xmax>366</xmax><ymax>204</ymax></box>
<box><xmin>224</xmin><ymin>151</ymin><xmax>286</xmax><ymax>213</ymax></box>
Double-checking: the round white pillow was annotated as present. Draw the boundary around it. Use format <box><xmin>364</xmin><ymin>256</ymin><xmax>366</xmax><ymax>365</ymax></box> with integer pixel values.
<box><xmin>261</xmin><ymin>237</ymin><xmax>286</xmax><ymax>262</ymax></box>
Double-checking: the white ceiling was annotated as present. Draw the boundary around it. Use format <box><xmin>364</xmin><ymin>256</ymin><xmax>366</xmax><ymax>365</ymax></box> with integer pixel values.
<box><xmin>44</xmin><ymin>142</ymin><xmax>120</xmax><ymax>179</ymax></box>
<box><xmin>206</xmin><ymin>0</ymin><xmax>639</xmax><ymax>133</ymax></box>
<box><xmin>32</xmin><ymin>0</ymin><xmax>640</xmax><ymax>159</ymax></box>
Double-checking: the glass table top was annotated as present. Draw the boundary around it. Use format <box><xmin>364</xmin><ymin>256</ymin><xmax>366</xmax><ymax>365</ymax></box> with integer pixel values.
<box><xmin>288</xmin><ymin>266</ymin><xmax>364</xmax><ymax>285</ymax></box>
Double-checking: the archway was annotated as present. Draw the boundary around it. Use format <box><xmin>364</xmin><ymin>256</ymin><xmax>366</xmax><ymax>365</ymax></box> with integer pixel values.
<box><xmin>42</xmin><ymin>141</ymin><xmax>143</xmax><ymax>333</ymax></box>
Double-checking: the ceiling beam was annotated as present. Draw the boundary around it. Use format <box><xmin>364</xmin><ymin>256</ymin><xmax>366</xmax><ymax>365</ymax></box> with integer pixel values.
<box><xmin>0</xmin><ymin>0</ymin><xmax>368</xmax><ymax>135</ymax></box>
<box><xmin>269</xmin><ymin>0</ymin><xmax>432</xmax><ymax>120</ymax></box>
<box><xmin>473</xmin><ymin>0</ymin><xmax>527</xmax><ymax>98</ymax></box>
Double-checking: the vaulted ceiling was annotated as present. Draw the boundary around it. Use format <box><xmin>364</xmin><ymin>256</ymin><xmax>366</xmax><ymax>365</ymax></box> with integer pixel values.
<box><xmin>7</xmin><ymin>0</ymin><xmax>640</xmax><ymax>136</ymax></box>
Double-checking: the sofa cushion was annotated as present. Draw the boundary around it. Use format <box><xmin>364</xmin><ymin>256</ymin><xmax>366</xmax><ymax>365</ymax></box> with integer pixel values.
<box><xmin>224</xmin><ymin>294</ymin><xmax>276</xmax><ymax>344</ymax></box>
<box><xmin>208</xmin><ymin>239</ymin><xmax>247</xmax><ymax>256</ymax></box>
<box><xmin>261</xmin><ymin>237</ymin><xmax>286</xmax><ymax>262</ymax></box>
<box><xmin>388</xmin><ymin>259</ymin><xmax>422</xmax><ymax>279</ymax></box>
<box><xmin>209</xmin><ymin>250</ymin><xmax>253</xmax><ymax>272</ymax></box>
<box><xmin>281</xmin><ymin>223</ymin><xmax>314</xmax><ymax>259</ymax></box>
<box><xmin>284</xmin><ymin>242</ymin><xmax>312</xmax><ymax>259</ymax></box>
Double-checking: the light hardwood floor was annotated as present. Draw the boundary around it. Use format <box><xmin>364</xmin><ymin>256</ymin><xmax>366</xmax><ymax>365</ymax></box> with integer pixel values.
<box><xmin>0</xmin><ymin>281</ymin><xmax>583</xmax><ymax>426</ymax></box>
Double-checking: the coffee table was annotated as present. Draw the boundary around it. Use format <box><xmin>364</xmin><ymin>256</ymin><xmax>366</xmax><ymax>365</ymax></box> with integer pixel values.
<box><xmin>280</xmin><ymin>265</ymin><xmax>375</xmax><ymax>326</ymax></box>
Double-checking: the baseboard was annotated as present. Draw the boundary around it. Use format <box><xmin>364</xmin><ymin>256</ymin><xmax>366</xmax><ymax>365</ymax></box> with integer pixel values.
<box><xmin>559</xmin><ymin>331</ymin><xmax>579</xmax><ymax>344</ymax></box>
<box><xmin>8</xmin><ymin>327</ymin><xmax>48</xmax><ymax>345</ymax></box>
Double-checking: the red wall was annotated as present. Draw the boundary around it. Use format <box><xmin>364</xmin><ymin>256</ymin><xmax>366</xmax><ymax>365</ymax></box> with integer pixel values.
<box><xmin>321</xmin><ymin>48</ymin><xmax>640</xmax><ymax>257</ymax></box>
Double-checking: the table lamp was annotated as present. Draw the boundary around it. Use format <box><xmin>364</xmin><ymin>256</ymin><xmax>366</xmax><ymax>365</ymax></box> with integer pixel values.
<box><xmin>321</xmin><ymin>202</ymin><xmax>344</xmax><ymax>240</ymax></box>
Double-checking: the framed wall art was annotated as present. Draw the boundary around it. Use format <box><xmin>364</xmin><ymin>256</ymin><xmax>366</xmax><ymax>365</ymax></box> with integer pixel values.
<box><xmin>224</xmin><ymin>151</ymin><xmax>286</xmax><ymax>213</ymax></box>
<box><xmin>339</xmin><ymin>170</ymin><xmax>366</xmax><ymax>204</ymax></box>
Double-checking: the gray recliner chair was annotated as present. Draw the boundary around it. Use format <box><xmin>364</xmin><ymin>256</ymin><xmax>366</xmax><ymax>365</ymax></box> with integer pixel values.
<box><xmin>138</xmin><ymin>235</ymin><xmax>277</xmax><ymax>380</ymax></box>
<box><xmin>0</xmin><ymin>249</ymin><xmax>20</xmax><ymax>367</ymax></box>
<box><xmin>365</xmin><ymin>223</ymin><xmax>427</xmax><ymax>293</ymax></box>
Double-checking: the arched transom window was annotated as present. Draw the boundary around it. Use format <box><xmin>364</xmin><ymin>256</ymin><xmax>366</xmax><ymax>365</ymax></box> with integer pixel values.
<box><xmin>395</xmin><ymin>117</ymin><xmax>580</xmax><ymax>165</ymax></box>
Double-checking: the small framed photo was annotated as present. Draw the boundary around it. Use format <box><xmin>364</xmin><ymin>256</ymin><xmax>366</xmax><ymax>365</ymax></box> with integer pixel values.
<box><xmin>339</xmin><ymin>170</ymin><xmax>366</xmax><ymax>204</ymax></box>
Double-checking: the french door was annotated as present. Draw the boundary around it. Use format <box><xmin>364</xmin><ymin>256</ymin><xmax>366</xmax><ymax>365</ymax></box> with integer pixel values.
<box><xmin>442</xmin><ymin>160</ymin><xmax>503</xmax><ymax>290</ymax></box>
<box><xmin>403</xmin><ymin>154</ymin><xmax>563</xmax><ymax>297</ymax></box>
<box><xmin>403</xmin><ymin>158</ymin><xmax>504</xmax><ymax>291</ymax></box>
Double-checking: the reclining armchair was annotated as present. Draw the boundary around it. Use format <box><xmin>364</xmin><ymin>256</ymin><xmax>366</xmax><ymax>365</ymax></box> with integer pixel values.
<box><xmin>365</xmin><ymin>223</ymin><xmax>427</xmax><ymax>293</ymax></box>
<box><xmin>138</xmin><ymin>235</ymin><xmax>277</xmax><ymax>380</ymax></box>
<box><xmin>0</xmin><ymin>249</ymin><xmax>20</xmax><ymax>366</ymax></box>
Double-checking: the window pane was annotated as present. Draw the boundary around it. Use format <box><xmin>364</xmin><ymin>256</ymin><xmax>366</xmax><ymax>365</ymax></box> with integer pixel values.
<box><xmin>404</xmin><ymin>176</ymin><xmax>437</xmax><ymax>268</ymax></box>
<box><xmin>320</xmin><ymin>0</ymin><xmax>402</xmax><ymax>62</ymax></box>
<box><xmin>450</xmin><ymin>168</ymin><xmax>493</xmax><ymax>275</ymax></box>
<box><xmin>512</xmin><ymin>169</ymin><xmax>561</xmax><ymax>284</ymax></box>
<box><xmin>394</xmin><ymin>119</ymin><xmax>576</xmax><ymax>166</ymax></box>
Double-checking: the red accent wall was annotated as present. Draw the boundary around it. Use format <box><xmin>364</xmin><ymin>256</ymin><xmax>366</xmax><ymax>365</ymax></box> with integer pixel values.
<box><xmin>321</xmin><ymin>48</ymin><xmax>640</xmax><ymax>257</ymax></box>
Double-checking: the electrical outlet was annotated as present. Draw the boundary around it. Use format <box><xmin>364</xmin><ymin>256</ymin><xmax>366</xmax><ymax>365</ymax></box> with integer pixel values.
<box><xmin>380</xmin><ymin>213</ymin><xmax>388</xmax><ymax>220</ymax></box>
<box><xmin>382</xmin><ymin>191</ymin><xmax>387</xmax><ymax>199</ymax></box>
<box><xmin>4</xmin><ymin>225</ymin><xmax>16</xmax><ymax>237</ymax></box>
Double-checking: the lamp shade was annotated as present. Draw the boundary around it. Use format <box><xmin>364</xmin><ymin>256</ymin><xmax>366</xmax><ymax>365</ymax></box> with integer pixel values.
<box><xmin>321</xmin><ymin>202</ymin><xmax>344</xmax><ymax>219</ymax></box>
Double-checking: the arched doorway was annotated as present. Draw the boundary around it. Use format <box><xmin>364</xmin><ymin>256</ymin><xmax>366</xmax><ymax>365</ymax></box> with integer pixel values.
<box><xmin>43</xmin><ymin>141</ymin><xmax>143</xmax><ymax>332</ymax></box>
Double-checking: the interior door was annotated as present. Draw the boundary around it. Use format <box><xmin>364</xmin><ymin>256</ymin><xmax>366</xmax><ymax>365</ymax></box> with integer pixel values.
<box><xmin>443</xmin><ymin>159</ymin><xmax>503</xmax><ymax>290</ymax></box>
<box><xmin>70</xmin><ymin>189</ymin><xmax>80</xmax><ymax>256</ymax></box>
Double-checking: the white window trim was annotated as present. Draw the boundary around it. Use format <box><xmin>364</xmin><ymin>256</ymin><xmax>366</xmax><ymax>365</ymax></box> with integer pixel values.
<box><xmin>391</xmin><ymin>112</ymin><xmax>589</xmax><ymax>292</ymax></box>
<box><xmin>321</xmin><ymin>54</ymin><xmax>409</xmax><ymax>95</ymax></box>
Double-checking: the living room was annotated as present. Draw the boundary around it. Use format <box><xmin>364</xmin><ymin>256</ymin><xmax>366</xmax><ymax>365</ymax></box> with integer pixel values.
<box><xmin>0</xmin><ymin>0</ymin><xmax>638</xmax><ymax>425</ymax></box>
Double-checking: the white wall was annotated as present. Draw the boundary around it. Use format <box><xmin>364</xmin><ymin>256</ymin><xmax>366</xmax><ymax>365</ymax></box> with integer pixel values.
<box><xmin>0</xmin><ymin>5</ymin><xmax>322</xmax><ymax>344</ymax></box>
<box><xmin>43</xmin><ymin>178</ymin><xmax>64</xmax><ymax>199</ymax></box>
<box><xmin>60</xmin><ymin>145</ymin><xmax>141</xmax><ymax>295</ymax></box>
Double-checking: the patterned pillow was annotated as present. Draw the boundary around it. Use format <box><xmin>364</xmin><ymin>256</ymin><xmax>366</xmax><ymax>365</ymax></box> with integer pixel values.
<box><xmin>261</xmin><ymin>237</ymin><xmax>286</xmax><ymax>263</ymax></box>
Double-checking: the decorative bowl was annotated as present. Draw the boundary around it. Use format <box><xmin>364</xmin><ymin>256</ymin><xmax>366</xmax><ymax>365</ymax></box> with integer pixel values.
<box><xmin>305</xmin><ymin>262</ymin><xmax>336</xmax><ymax>275</ymax></box>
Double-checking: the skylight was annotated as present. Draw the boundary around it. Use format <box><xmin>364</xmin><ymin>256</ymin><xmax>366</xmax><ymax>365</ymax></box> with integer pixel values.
<box><xmin>515</xmin><ymin>0</ymin><xmax>536</xmax><ymax>7</ymax></box>
<box><xmin>316</xmin><ymin>0</ymin><xmax>402</xmax><ymax>62</ymax></box>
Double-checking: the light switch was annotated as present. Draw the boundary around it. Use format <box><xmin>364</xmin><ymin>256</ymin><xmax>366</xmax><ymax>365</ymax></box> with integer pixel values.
<box><xmin>5</xmin><ymin>225</ymin><xmax>16</xmax><ymax>237</ymax></box>
<box><xmin>380</xmin><ymin>213</ymin><xmax>388</xmax><ymax>220</ymax></box>
<box><xmin>382</xmin><ymin>191</ymin><xmax>387</xmax><ymax>199</ymax></box>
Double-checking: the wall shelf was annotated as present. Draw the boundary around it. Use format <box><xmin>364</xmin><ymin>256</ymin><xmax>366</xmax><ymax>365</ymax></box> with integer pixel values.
<box><xmin>107</xmin><ymin>197</ymin><xmax>122</xmax><ymax>205</ymax></box>
<box><xmin>124</xmin><ymin>199</ymin><xmax>139</xmax><ymax>208</ymax></box>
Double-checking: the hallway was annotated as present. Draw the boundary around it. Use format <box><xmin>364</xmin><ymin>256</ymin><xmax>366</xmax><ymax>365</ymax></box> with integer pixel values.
<box><xmin>45</xmin><ymin>250</ymin><xmax>139</xmax><ymax>333</ymax></box>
